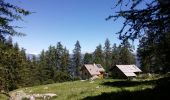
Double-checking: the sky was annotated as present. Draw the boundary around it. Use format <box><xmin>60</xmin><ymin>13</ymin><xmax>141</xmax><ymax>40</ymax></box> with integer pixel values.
<box><xmin>8</xmin><ymin>0</ymin><xmax>138</xmax><ymax>54</ymax></box>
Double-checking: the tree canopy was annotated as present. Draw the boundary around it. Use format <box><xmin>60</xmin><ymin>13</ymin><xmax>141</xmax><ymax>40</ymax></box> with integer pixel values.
<box><xmin>108</xmin><ymin>0</ymin><xmax>170</xmax><ymax>73</ymax></box>
<box><xmin>0</xmin><ymin>0</ymin><xmax>31</xmax><ymax>41</ymax></box>
<box><xmin>107</xmin><ymin>0</ymin><xmax>170</xmax><ymax>41</ymax></box>
<box><xmin>72</xmin><ymin>40</ymin><xmax>82</xmax><ymax>78</ymax></box>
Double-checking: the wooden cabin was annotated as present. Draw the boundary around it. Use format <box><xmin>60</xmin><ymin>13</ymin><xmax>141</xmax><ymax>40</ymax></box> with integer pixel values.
<box><xmin>110</xmin><ymin>65</ymin><xmax>142</xmax><ymax>79</ymax></box>
<box><xmin>81</xmin><ymin>64</ymin><xmax>105</xmax><ymax>79</ymax></box>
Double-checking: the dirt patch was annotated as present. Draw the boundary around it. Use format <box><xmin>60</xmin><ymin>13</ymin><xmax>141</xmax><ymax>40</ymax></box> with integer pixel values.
<box><xmin>9</xmin><ymin>90</ymin><xmax>57</xmax><ymax>100</ymax></box>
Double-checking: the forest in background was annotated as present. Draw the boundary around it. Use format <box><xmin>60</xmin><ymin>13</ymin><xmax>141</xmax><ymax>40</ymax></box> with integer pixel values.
<box><xmin>0</xmin><ymin>37</ymin><xmax>135</xmax><ymax>91</ymax></box>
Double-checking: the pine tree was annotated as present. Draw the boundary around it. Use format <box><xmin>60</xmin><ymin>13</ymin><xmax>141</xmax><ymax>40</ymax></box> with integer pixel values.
<box><xmin>6</xmin><ymin>37</ymin><xmax>13</xmax><ymax>47</ymax></box>
<box><xmin>119</xmin><ymin>41</ymin><xmax>136</xmax><ymax>65</ymax></box>
<box><xmin>38</xmin><ymin>50</ymin><xmax>50</xmax><ymax>83</ymax></box>
<box><xmin>13</xmin><ymin>43</ymin><xmax>19</xmax><ymax>51</ymax></box>
<box><xmin>72</xmin><ymin>40</ymin><xmax>82</xmax><ymax>78</ymax></box>
<box><xmin>0</xmin><ymin>41</ymin><xmax>31</xmax><ymax>91</ymax></box>
<box><xmin>29</xmin><ymin>55</ymin><xmax>40</xmax><ymax>85</ymax></box>
<box><xmin>61</xmin><ymin>47</ymin><xmax>69</xmax><ymax>72</ymax></box>
<box><xmin>0</xmin><ymin>0</ymin><xmax>31</xmax><ymax>91</ymax></box>
<box><xmin>44</xmin><ymin>46</ymin><xmax>56</xmax><ymax>83</ymax></box>
<box><xmin>103</xmin><ymin>38</ymin><xmax>112</xmax><ymax>71</ymax></box>
<box><xmin>137</xmin><ymin>32</ymin><xmax>170</xmax><ymax>73</ymax></box>
<box><xmin>56</xmin><ymin>42</ymin><xmax>63</xmax><ymax>69</ymax></box>
<box><xmin>108</xmin><ymin>0</ymin><xmax>170</xmax><ymax>73</ymax></box>
<box><xmin>37</xmin><ymin>43</ymin><xmax>71</xmax><ymax>83</ymax></box>
<box><xmin>111</xmin><ymin>43</ymin><xmax>120</xmax><ymax>66</ymax></box>
<box><xmin>83</xmin><ymin>53</ymin><xmax>93</xmax><ymax>64</ymax></box>
<box><xmin>93</xmin><ymin>44</ymin><xmax>104</xmax><ymax>66</ymax></box>
<box><xmin>0</xmin><ymin>0</ymin><xmax>30</xmax><ymax>41</ymax></box>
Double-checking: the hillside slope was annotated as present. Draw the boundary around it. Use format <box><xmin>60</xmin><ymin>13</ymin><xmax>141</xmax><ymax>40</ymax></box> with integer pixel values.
<box><xmin>8</xmin><ymin>78</ymin><xmax>157</xmax><ymax>100</ymax></box>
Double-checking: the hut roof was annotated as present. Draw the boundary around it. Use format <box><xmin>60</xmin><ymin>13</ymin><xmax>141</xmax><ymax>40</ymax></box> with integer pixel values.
<box><xmin>116</xmin><ymin>65</ymin><xmax>142</xmax><ymax>77</ymax></box>
<box><xmin>84</xmin><ymin>64</ymin><xmax>105</xmax><ymax>76</ymax></box>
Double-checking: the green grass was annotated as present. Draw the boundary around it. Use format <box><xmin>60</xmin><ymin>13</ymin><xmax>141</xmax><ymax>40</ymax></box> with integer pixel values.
<box><xmin>83</xmin><ymin>76</ymin><xmax>170</xmax><ymax>100</ymax></box>
<box><xmin>10</xmin><ymin>78</ymin><xmax>157</xmax><ymax>100</ymax></box>
<box><xmin>0</xmin><ymin>94</ymin><xmax>9</xmax><ymax>100</ymax></box>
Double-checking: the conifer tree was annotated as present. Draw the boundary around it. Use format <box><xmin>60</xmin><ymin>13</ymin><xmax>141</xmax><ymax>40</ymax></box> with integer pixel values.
<box><xmin>108</xmin><ymin>0</ymin><xmax>170</xmax><ymax>72</ymax></box>
<box><xmin>72</xmin><ymin>40</ymin><xmax>82</xmax><ymax>78</ymax></box>
<box><xmin>56</xmin><ymin>42</ymin><xmax>63</xmax><ymax>69</ymax></box>
<box><xmin>119</xmin><ymin>41</ymin><xmax>136</xmax><ymax>65</ymax></box>
<box><xmin>83</xmin><ymin>53</ymin><xmax>93</xmax><ymax>64</ymax></box>
<box><xmin>111</xmin><ymin>43</ymin><xmax>120</xmax><ymax>66</ymax></box>
<box><xmin>93</xmin><ymin>44</ymin><xmax>104</xmax><ymax>66</ymax></box>
<box><xmin>103</xmin><ymin>38</ymin><xmax>112</xmax><ymax>71</ymax></box>
<box><xmin>38</xmin><ymin>50</ymin><xmax>49</xmax><ymax>83</ymax></box>
<box><xmin>61</xmin><ymin>47</ymin><xmax>69</xmax><ymax>72</ymax></box>
<box><xmin>0</xmin><ymin>0</ymin><xmax>30</xmax><ymax>41</ymax></box>
<box><xmin>0</xmin><ymin>0</ymin><xmax>31</xmax><ymax>91</ymax></box>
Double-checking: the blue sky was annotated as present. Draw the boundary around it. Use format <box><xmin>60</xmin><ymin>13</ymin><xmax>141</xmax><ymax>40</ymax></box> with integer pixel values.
<box><xmin>9</xmin><ymin>0</ymin><xmax>138</xmax><ymax>54</ymax></box>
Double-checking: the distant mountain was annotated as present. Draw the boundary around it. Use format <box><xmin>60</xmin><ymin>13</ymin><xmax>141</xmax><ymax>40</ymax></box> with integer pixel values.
<box><xmin>69</xmin><ymin>54</ymin><xmax>85</xmax><ymax>58</ymax></box>
<box><xmin>26</xmin><ymin>54</ymin><xmax>38</xmax><ymax>59</ymax></box>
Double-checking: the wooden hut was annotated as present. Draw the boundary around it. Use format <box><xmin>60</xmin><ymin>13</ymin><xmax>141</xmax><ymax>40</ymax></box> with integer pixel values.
<box><xmin>81</xmin><ymin>64</ymin><xmax>105</xmax><ymax>79</ymax></box>
<box><xmin>110</xmin><ymin>65</ymin><xmax>142</xmax><ymax>79</ymax></box>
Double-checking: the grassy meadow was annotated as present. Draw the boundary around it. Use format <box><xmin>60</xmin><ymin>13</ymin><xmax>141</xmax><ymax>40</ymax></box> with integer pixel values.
<box><xmin>1</xmin><ymin>74</ymin><xmax>169</xmax><ymax>100</ymax></box>
<box><xmin>7</xmin><ymin>79</ymin><xmax>161</xmax><ymax>99</ymax></box>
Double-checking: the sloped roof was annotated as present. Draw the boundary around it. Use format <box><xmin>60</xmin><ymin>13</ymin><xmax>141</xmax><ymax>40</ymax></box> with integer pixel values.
<box><xmin>116</xmin><ymin>65</ymin><xmax>142</xmax><ymax>77</ymax></box>
<box><xmin>96</xmin><ymin>64</ymin><xmax>105</xmax><ymax>72</ymax></box>
<box><xmin>84</xmin><ymin>64</ymin><xmax>105</xmax><ymax>76</ymax></box>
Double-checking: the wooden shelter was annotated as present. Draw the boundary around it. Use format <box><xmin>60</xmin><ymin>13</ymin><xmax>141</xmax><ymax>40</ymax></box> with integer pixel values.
<box><xmin>110</xmin><ymin>65</ymin><xmax>142</xmax><ymax>79</ymax></box>
<box><xmin>81</xmin><ymin>64</ymin><xmax>105</xmax><ymax>79</ymax></box>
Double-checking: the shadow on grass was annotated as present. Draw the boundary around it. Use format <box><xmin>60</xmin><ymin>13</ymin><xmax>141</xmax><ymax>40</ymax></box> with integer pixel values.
<box><xmin>101</xmin><ymin>79</ymin><xmax>156</xmax><ymax>87</ymax></box>
<box><xmin>83</xmin><ymin>77</ymin><xmax>170</xmax><ymax>100</ymax></box>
